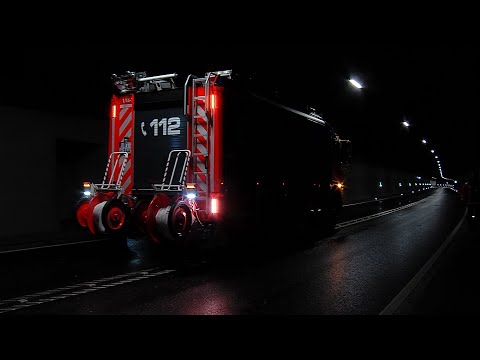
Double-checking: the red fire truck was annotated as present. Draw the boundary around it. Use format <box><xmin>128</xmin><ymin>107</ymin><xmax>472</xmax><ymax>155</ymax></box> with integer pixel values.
<box><xmin>75</xmin><ymin>70</ymin><xmax>352</xmax><ymax>245</ymax></box>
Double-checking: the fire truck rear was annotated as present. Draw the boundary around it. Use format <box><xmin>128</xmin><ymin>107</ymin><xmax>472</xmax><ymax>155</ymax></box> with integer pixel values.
<box><xmin>75</xmin><ymin>70</ymin><xmax>352</xmax><ymax>245</ymax></box>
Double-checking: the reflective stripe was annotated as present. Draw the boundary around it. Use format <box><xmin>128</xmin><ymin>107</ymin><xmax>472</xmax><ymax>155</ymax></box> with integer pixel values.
<box><xmin>195</xmin><ymin>163</ymin><xmax>206</xmax><ymax>173</ymax></box>
<box><xmin>122</xmin><ymin>177</ymin><xmax>132</xmax><ymax>193</ymax></box>
<box><xmin>119</xmin><ymin>106</ymin><xmax>130</xmax><ymax>119</ymax></box>
<box><xmin>196</xmin><ymin>143</ymin><xmax>207</xmax><ymax>155</ymax></box>
<box><xmin>123</xmin><ymin>159</ymin><xmax>131</xmax><ymax>174</ymax></box>
<box><xmin>193</xmin><ymin>100</ymin><xmax>209</xmax><ymax>205</ymax></box>
<box><xmin>119</xmin><ymin>113</ymin><xmax>133</xmax><ymax>137</ymax></box>
<box><xmin>196</xmin><ymin>176</ymin><xmax>208</xmax><ymax>192</ymax></box>
<box><xmin>122</xmin><ymin>129</ymin><xmax>132</xmax><ymax>140</ymax></box>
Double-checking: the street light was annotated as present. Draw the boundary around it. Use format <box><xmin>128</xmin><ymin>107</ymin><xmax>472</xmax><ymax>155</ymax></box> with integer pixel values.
<box><xmin>402</xmin><ymin>121</ymin><xmax>410</xmax><ymax>128</ymax></box>
<box><xmin>422</xmin><ymin>139</ymin><xmax>427</xmax><ymax>144</ymax></box>
<box><xmin>431</xmin><ymin>150</ymin><xmax>435</xmax><ymax>154</ymax></box>
<box><xmin>349</xmin><ymin>79</ymin><xmax>363</xmax><ymax>89</ymax></box>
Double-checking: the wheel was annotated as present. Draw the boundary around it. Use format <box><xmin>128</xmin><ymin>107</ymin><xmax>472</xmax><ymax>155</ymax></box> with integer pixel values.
<box><xmin>327</xmin><ymin>189</ymin><xmax>343</xmax><ymax>233</ymax></box>
<box><xmin>326</xmin><ymin>202</ymin><xmax>342</xmax><ymax>233</ymax></box>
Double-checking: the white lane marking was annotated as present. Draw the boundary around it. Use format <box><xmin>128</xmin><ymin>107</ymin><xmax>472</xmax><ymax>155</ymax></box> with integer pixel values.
<box><xmin>0</xmin><ymin>238</ymin><xmax>110</xmax><ymax>255</ymax></box>
<box><xmin>9</xmin><ymin>304</ymin><xmax>31</xmax><ymax>309</ymax></box>
<box><xmin>336</xmin><ymin>198</ymin><xmax>427</xmax><ymax>230</ymax></box>
<box><xmin>380</xmin><ymin>209</ymin><xmax>468</xmax><ymax>315</ymax></box>
<box><xmin>0</xmin><ymin>268</ymin><xmax>176</xmax><ymax>314</ymax></box>
<box><xmin>20</xmin><ymin>301</ymin><xmax>43</xmax><ymax>305</ymax></box>
<box><xmin>69</xmin><ymin>290</ymin><xmax>91</xmax><ymax>295</ymax></box>
<box><xmin>19</xmin><ymin>273</ymin><xmax>135</xmax><ymax>300</ymax></box>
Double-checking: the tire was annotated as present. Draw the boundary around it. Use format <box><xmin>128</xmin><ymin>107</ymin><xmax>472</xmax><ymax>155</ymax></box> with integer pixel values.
<box><xmin>324</xmin><ymin>211</ymin><xmax>338</xmax><ymax>234</ymax></box>
<box><xmin>325</xmin><ymin>189</ymin><xmax>343</xmax><ymax>234</ymax></box>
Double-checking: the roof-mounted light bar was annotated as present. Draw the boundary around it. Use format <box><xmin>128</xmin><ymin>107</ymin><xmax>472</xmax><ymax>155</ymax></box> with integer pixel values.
<box><xmin>138</xmin><ymin>73</ymin><xmax>178</xmax><ymax>82</ymax></box>
<box><xmin>250</xmin><ymin>93</ymin><xmax>325</xmax><ymax>126</ymax></box>
<box><xmin>206</xmin><ymin>70</ymin><xmax>232</xmax><ymax>77</ymax></box>
<box><xmin>349</xmin><ymin>79</ymin><xmax>363</xmax><ymax>89</ymax></box>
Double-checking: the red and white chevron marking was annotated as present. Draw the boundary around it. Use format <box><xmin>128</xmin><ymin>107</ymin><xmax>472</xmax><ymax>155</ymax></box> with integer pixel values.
<box><xmin>109</xmin><ymin>95</ymin><xmax>134</xmax><ymax>195</ymax></box>
<box><xmin>194</xmin><ymin>103</ymin><xmax>208</xmax><ymax>199</ymax></box>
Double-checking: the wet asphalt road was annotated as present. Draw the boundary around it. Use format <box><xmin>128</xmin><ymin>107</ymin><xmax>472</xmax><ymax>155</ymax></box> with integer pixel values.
<box><xmin>397</xmin><ymin>210</ymin><xmax>480</xmax><ymax>314</ymax></box>
<box><xmin>0</xmin><ymin>188</ymin><xmax>464</xmax><ymax>314</ymax></box>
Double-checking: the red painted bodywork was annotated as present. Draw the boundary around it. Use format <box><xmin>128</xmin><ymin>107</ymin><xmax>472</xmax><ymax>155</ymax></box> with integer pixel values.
<box><xmin>109</xmin><ymin>94</ymin><xmax>135</xmax><ymax>196</ymax></box>
<box><xmin>186</xmin><ymin>84</ymin><xmax>224</xmax><ymax>222</ymax></box>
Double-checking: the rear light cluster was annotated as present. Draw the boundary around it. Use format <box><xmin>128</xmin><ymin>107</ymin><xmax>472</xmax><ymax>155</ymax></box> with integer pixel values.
<box><xmin>210</xmin><ymin>94</ymin><xmax>216</xmax><ymax>110</ymax></box>
<box><xmin>211</xmin><ymin>198</ymin><xmax>219</xmax><ymax>214</ymax></box>
<box><xmin>83</xmin><ymin>182</ymin><xmax>92</xmax><ymax>197</ymax></box>
<box><xmin>330</xmin><ymin>181</ymin><xmax>344</xmax><ymax>191</ymax></box>
<box><xmin>186</xmin><ymin>183</ymin><xmax>196</xmax><ymax>200</ymax></box>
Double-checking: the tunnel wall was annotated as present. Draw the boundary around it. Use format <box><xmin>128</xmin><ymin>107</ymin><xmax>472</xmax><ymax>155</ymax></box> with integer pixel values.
<box><xmin>0</xmin><ymin>106</ymin><xmax>107</xmax><ymax>241</ymax></box>
<box><xmin>343</xmin><ymin>160</ymin><xmax>430</xmax><ymax>205</ymax></box>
